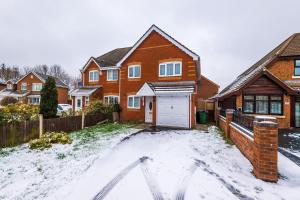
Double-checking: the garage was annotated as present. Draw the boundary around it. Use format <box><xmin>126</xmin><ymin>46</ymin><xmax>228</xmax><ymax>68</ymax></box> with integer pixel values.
<box><xmin>156</xmin><ymin>95</ymin><xmax>190</xmax><ymax>128</ymax></box>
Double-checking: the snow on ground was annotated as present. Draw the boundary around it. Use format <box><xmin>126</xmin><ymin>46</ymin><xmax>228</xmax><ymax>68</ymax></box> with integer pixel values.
<box><xmin>49</xmin><ymin>127</ymin><xmax>300</xmax><ymax>200</ymax></box>
<box><xmin>0</xmin><ymin>124</ymin><xmax>139</xmax><ymax>200</ymax></box>
<box><xmin>1</xmin><ymin>126</ymin><xmax>300</xmax><ymax>200</ymax></box>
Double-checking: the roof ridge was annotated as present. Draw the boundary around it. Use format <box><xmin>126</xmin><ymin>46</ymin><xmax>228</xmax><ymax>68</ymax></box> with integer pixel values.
<box><xmin>276</xmin><ymin>33</ymin><xmax>297</xmax><ymax>56</ymax></box>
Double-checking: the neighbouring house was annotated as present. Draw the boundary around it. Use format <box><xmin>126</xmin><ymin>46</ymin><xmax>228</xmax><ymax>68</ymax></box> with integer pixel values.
<box><xmin>0</xmin><ymin>79</ymin><xmax>6</xmax><ymax>91</ymax></box>
<box><xmin>0</xmin><ymin>71</ymin><xmax>69</xmax><ymax>105</ymax></box>
<box><xmin>215</xmin><ymin>33</ymin><xmax>300</xmax><ymax>129</ymax></box>
<box><xmin>71</xmin><ymin>24</ymin><xmax>202</xmax><ymax>128</ymax></box>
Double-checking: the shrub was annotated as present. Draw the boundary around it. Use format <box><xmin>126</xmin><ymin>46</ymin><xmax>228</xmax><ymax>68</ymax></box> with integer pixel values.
<box><xmin>0</xmin><ymin>96</ymin><xmax>18</xmax><ymax>106</ymax></box>
<box><xmin>29</xmin><ymin>131</ymin><xmax>72</xmax><ymax>150</ymax></box>
<box><xmin>2</xmin><ymin>103</ymin><xmax>39</xmax><ymax>123</ymax></box>
<box><xmin>40</xmin><ymin>77</ymin><xmax>58</xmax><ymax>118</ymax></box>
<box><xmin>85</xmin><ymin>100</ymin><xmax>114</xmax><ymax>115</ymax></box>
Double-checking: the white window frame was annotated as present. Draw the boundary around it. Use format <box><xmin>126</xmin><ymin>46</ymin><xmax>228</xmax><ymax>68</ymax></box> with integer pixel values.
<box><xmin>7</xmin><ymin>84</ymin><xmax>12</xmax><ymax>90</ymax></box>
<box><xmin>21</xmin><ymin>82</ymin><xmax>27</xmax><ymax>91</ymax></box>
<box><xmin>32</xmin><ymin>83</ymin><xmax>43</xmax><ymax>91</ymax></box>
<box><xmin>159</xmin><ymin>61</ymin><xmax>182</xmax><ymax>77</ymax></box>
<box><xmin>127</xmin><ymin>95</ymin><xmax>140</xmax><ymax>109</ymax></box>
<box><xmin>107</xmin><ymin>69</ymin><xmax>118</xmax><ymax>81</ymax></box>
<box><xmin>89</xmin><ymin>70</ymin><xmax>99</xmax><ymax>82</ymax></box>
<box><xmin>104</xmin><ymin>95</ymin><xmax>119</xmax><ymax>104</ymax></box>
<box><xmin>128</xmin><ymin>65</ymin><xmax>141</xmax><ymax>78</ymax></box>
<box><xmin>28</xmin><ymin>97</ymin><xmax>40</xmax><ymax>105</ymax></box>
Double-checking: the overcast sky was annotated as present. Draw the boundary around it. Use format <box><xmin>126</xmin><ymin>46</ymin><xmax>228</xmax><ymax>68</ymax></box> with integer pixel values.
<box><xmin>0</xmin><ymin>0</ymin><xmax>299</xmax><ymax>88</ymax></box>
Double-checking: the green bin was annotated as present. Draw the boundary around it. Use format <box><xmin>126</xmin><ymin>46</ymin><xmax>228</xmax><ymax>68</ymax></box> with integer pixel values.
<box><xmin>199</xmin><ymin>111</ymin><xmax>207</xmax><ymax>124</ymax></box>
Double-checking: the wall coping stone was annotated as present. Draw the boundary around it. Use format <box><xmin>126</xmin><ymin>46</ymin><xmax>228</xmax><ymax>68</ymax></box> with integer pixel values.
<box><xmin>253</xmin><ymin>120</ymin><xmax>278</xmax><ymax>128</ymax></box>
<box><xmin>254</xmin><ymin>116</ymin><xmax>277</xmax><ymax>123</ymax></box>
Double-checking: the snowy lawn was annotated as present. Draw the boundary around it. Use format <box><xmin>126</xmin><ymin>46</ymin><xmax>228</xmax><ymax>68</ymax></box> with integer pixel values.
<box><xmin>1</xmin><ymin>126</ymin><xmax>300</xmax><ymax>200</ymax></box>
<box><xmin>279</xmin><ymin>132</ymin><xmax>300</xmax><ymax>158</ymax></box>
<box><xmin>0</xmin><ymin>123</ymin><xmax>140</xmax><ymax>200</ymax></box>
<box><xmin>49</xmin><ymin>126</ymin><xmax>300</xmax><ymax>200</ymax></box>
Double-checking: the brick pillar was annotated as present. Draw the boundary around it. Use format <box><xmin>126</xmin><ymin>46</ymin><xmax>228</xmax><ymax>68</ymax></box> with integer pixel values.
<box><xmin>253</xmin><ymin>116</ymin><xmax>278</xmax><ymax>182</ymax></box>
<box><xmin>225</xmin><ymin>109</ymin><xmax>234</xmax><ymax>138</ymax></box>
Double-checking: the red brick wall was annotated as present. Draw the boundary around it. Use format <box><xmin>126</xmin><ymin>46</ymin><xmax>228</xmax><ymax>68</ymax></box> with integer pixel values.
<box><xmin>230</xmin><ymin>124</ymin><xmax>254</xmax><ymax>162</ymax></box>
<box><xmin>198</xmin><ymin>75</ymin><xmax>219</xmax><ymax>100</ymax></box>
<box><xmin>219</xmin><ymin>116</ymin><xmax>226</xmax><ymax>133</ymax></box>
<box><xmin>119</xmin><ymin>31</ymin><xmax>198</xmax><ymax>126</ymax></box>
<box><xmin>57</xmin><ymin>87</ymin><xmax>68</xmax><ymax>104</ymax></box>
<box><xmin>82</xmin><ymin>61</ymin><xmax>119</xmax><ymax>102</ymax></box>
<box><xmin>0</xmin><ymin>84</ymin><xmax>6</xmax><ymax>91</ymax></box>
<box><xmin>268</xmin><ymin>59</ymin><xmax>296</xmax><ymax>81</ymax></box>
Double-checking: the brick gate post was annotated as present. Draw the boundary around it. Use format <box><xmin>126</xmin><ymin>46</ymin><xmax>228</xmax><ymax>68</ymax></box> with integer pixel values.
<box><xmin>225</xmin><ymin>109</ymin><xmax>234</xmax><ymax>138</ymax></box>
<box><xmin>253</xmin><ymin>116</ymin><xmax>278</xmax><ymax>182</ymax></box>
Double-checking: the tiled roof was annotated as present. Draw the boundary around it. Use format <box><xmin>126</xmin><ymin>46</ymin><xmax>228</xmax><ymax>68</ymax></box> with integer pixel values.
<box><xmin>217</xmin><ymin>33</ymin><xmax>300</xmax><ymax>99</ymax></box>
<box><xmin>35</xmin><ymin>72</ymin><xmax>68</xmax><ymax>88</ymax></box>
<box><xmin>94</xmin><ymin>47</ymin><xmax>132</xmax><ymax>67</ymax></box>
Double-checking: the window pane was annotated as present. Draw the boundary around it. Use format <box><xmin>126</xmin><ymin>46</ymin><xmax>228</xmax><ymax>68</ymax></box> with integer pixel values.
<box><xmin>113</xmin><ymin>70</ymin><xmax>118</xmax><ymax>80</ymax></box>
<box><xmin>128</xmin><ymin>97</ymin><xmax>133</xmax><ymax>107</ymax></box>
<box><xmin>244</xmin><ymin>102</ymin><xmax>254</xmax><ymax>112</ymax></box>
<box><xmin>167</xmin><ymin>63</ymin><xmax>173</xmax><ymax>75</ymax></box>
<box><xmin>175</xmin><ymin>63</ymin><xmax>181</xmax><ymax>75</ymax></box>
<box><xmin>135</xmin><ymin>66</ymin><xmax>140</xmax><ymax>77</ymax></box>
<box><xmin>256</xmin><ymin>101</ymin><xmax>268</xmax><ymax>114</ymax></box>
<box><xmin>271</xmin><ymin>102</ymin><xmax>282</xmax><ymax>114</ymax></box>
<box><xmin>129</xmin><ymin>67</ymin><xmax>134</xmax><ymax>77</ymax></box>
<box><xmin>295</xmin><ymin>67</ymin><xmax>300</xmax><ymax>76</ymax></box>
<box><xmin>244</xmin><ymin>95</ymin><xmax>254</xmax><ymax>100</ymax></box>
<box><xmin>134</xmin><ymin>97</ymin><xmax>140</xmax><ymax>107</ymax></box>
<box><xmin>270</xmin><ymin>96</ymin><xmax>282</xmax><ymax>101</ymax></box>
<box><xmin>256</xmin><ymin>95</ymin><xmax>268</xmax><ymax>101</ymax></box>
<box><xmin>160</xmin><ymin>65</ymin><xmax>165</xmax><ymax>75</ymax></box>
<box><xmin>296</xmin><ymin>60</ymin><xmax>300</xmax><ymax>67</ymax></box>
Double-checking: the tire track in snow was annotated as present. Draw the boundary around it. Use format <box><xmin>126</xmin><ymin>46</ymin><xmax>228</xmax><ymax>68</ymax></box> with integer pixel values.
<box><xmin>194</xmin><ymin>159</ymin><xmax>254</xmax><ymax>200</ymax></box>
<box><xmin>175</xmin><ymin>163</ymin><xmax>199</xmax><ymax>200</ymax></box>
<box><xmin>92</xmin><ymin>156</ymin><xmax>149</xmax><ymax>200</ymax></box>
<box><xmin>140</xmin><ymin>159</ymin><xmax>165</xmax><ymax>200</ymax></box>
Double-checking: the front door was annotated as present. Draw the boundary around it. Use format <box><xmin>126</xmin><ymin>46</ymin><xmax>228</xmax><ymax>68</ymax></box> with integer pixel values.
<box><xmin>145</xmin><ymin>97</ymin><xmax>153</xmax><ymax>123</ymax></box>
<box><xmin>75</xmin><ymin>96</ymin><xmax>82</xmax><ymax>111</ymax></box>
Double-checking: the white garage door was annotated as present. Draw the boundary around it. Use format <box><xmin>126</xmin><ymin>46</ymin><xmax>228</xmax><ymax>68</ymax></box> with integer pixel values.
<box><xmin>157</xmin><ymin>95</ymin><xmax>189</xmax><ymax>128</ymax></box>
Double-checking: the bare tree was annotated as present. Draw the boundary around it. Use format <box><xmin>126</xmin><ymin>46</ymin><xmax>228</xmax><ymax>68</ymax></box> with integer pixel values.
<box><xmin>0</xmin><ymin>63</ymin><xmax>21</xmax><ymax>81</ymax></box>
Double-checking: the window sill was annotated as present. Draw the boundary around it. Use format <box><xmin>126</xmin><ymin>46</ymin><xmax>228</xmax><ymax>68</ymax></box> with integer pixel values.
<box><xmin>127</xmin><ymin>107</ymin><xmax>140</xmax><ymax>111</ymax></box>
<box><xmin>292</xmin><ymin>76</ymin><xmax>300</xmax><ymax>79</ymax></box>
<box><xmin>158</xmin><ymin>76</ymin><xmax>182</xmax><ymax>80</ymax></box>
<box><xmin>128</xmin><ymin>78</ymin><xmax>141</xmax><ymax>81</ymax></box>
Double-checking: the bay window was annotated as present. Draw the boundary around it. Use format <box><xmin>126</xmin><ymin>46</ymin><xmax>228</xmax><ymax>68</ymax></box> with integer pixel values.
<box><xmin>159</xmin><ymin>61</ymin><xmax>182</xmax><ymax>77</ymax></box>
<box><xmin>243</xmin><ymin>95</ymin><xmax>283</xmax><ymax>115</ymax></box>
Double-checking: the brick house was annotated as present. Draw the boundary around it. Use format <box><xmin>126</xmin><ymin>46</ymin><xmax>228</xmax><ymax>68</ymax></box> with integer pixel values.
<box><xmin>0</xmin><ymin>71</ymin><xmax>69</xmax><ymax>104</ymax></box>
<box><xmin>0</xmin><ymin>79</ymin><xmax>6</xmax><ymax>91</ymax></box>
<box><xmin>215</xmin><ymin>33</ymin><xmax>300</xmax><ymax>129</ymax></box>
<box><xmin>71</xmin><ymin>25</ymin><xmax>203</xmax><ymax>128</ymax></box>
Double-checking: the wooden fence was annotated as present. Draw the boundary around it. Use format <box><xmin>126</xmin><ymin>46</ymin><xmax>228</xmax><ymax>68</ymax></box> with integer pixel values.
<box><xmin>0</xmin><ymin>114</ymin><xmax>110</xmax><ymax>148</ymax></box>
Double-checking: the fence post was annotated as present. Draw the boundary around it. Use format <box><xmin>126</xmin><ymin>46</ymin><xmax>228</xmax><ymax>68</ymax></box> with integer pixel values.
<box><xmin>253</xmin><ymin>116</ymin><xmax>278</xmax><ymax>182</ymax></box>
<box><xmin>225</xmin><ymin>109</ymin><xmax>234</xmax><ymax>138</ymax></box>
<box><xmin>39</xmin><ymin>114</ymin><xmax>43</xmax><ymax>138</ymax></box>
<box><xmin>216</xmin><ymin>107</ymin><xmax>221</xmax><ymax>125</ymax></box>
<box><xmin>82</xmin><ymin>111</ymin><xmax>85</xmax><ymax>129</ymax></box>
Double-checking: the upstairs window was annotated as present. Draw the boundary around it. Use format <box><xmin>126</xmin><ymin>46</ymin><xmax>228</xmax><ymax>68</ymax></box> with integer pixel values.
<box><xmin>32</xmin><ymin>83</ymin><xmax>42</xmax><ymax>91</ymax></box>
<box><xmin>107</xmin><ymin>69</ymin><xmax>118</xmax><ymax>81</ymax></box>
<box><xmin>295</xmin><ymin>60</ymin><xmax>300</xmax><ymax>76</ymax></box>
<box><xmin>7</xmin><ymin>84</ymin><xmax>12</xmax><ymax>90</ymax></box>
<box><xmin>89</xmin><ymin>70</ymin><xmax>99</xmax><ymax>82</ymax></box>
<box><xmin>21</xmin><ymin>83</ymin><xmax>27</xmax><ymax>91</ymax></box>
<box><xmin>159</xmin><ymin>61</ymin><xmax>182</xmax><ymax>77</ymax></box>
<box><xmin>128</xmin><ymin>65</ymin><xmax>141</xmax><ymax>78</ymax></box>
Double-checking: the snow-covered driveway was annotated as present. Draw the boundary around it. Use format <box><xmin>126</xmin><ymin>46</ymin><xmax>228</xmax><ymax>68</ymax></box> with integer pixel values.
<box><xmin>50</xmin><ymin>127</ymin><xmax>300</xmax><ymax>200</ymax></box>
